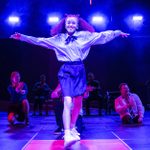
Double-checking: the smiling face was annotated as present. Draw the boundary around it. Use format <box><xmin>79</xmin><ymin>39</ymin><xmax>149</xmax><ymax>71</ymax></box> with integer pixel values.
<box><xmin>65</xmin><ymin>16</ymin><xmax>78</xmax><ymax>35</ymax></box>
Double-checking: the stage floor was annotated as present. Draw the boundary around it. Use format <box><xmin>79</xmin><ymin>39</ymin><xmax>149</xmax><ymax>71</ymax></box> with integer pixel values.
<box><xmin>0</xmin><ymin>111</ymin><xmax>150</xmax><ymax>150</ymax></box>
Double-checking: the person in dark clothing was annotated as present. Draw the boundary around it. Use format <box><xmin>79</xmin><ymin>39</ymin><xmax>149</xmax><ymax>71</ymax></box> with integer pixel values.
<box><xmin>32</xmin><ymin>74</ymin><xmax>50</xmax><ymax>116</ymax></box>
<box><xmin>51</xmin><ymin>83</ymin><xmax>64</xmax><ymax>134</ymax></box>
<box><xmin>85</xmin><ymin>72</ymin><xmax>103</xmax><ymax>116</ymax></box>
<box><xmin>7</xmin><ymin>71</ymin><xmax>30</xmax><ymax>125</ymax></box>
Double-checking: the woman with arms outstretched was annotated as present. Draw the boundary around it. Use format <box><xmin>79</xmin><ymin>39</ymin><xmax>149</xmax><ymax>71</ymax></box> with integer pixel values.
<box><xmin>10</xmin><ymin>14</ymin><xmax>129</xmax><ymax>147</ymax></box>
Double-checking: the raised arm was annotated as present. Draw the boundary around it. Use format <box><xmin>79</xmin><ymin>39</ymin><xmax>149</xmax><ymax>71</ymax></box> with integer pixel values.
<box><xmin>10</xmin><ymin>32</ymin><xmax>56</xmax><ymax>50</ymax></box>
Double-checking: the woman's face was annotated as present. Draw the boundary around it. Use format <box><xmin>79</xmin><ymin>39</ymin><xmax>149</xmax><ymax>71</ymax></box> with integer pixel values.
<box><xmin>11</xmin><ymin>73</ymin><xmax>20</xmax><ymax>84</ymax></box>
<box><xmin>65</xmin><ymin>16</ymin><xmax>78</xmax><ymax>34</ymax></box>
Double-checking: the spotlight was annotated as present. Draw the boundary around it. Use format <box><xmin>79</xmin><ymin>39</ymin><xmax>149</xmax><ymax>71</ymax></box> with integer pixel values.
<box><xmin>47</xmin><ymin>16</ymin><xmax>59</xmax><ymax>25</ymax></box>
<box><xmin>92</xmin><ymin>16</ymin><xmax>104</xmax><ymax>24</ymax></box>
<box><xmin>91</xmin><ymin>14</ymin><xmax>109</xmax><ymax>30</ymax></box>
<box><xmin>132</xmin><ymin>15</ymin><xmax>143</xmax><ymax>21</ymax></box>
<box><xmin>125</xmin><ymin>14</ymin><xmax>144</xmax><ymax>30</ymax></box>
<box><xmin>7</xmin><ymin>16</ymin><xmax>20</xmax><ymax>26</ymax></box>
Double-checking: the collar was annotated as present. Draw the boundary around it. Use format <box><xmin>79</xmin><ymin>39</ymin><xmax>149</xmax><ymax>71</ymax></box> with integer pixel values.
<box><xmin>65</xmin><ymin>31</ymin><xmax>78</xmax><ymax>38</ymax></box>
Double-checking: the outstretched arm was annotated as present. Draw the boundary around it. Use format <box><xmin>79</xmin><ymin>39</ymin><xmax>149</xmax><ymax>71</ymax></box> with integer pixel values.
<box><xmin>119</xmin><ymin>31</ymin><xmax>129</xmax><ymax>38</ymax></box>
<box><xmin>84</xmin><ymin>30</ymin><xmax>129</xmax><ymax>46</ymax></box>
<box><xmin>10</xmin><ymin>32</ymin><xmax>56</xmax><ymax>50</ymax></box>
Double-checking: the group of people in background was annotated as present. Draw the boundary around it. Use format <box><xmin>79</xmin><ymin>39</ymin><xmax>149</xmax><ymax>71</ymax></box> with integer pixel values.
<box><xmin>7</xmin><ymin>71</ymin><xmax>144</xmax><ymax>127</ymax></box>
<box><xmin>7</xmin><ymin>72</ymin><xmax>51</xmax><ymax>126</ymax></box>
<box><xmin>7</xmin><ymin>70</ymin><xmax>145</xmax><ymax>149</ymax></box>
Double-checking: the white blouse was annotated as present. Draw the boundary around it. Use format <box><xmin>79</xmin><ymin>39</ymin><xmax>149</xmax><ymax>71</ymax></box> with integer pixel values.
<box><xmin>19</xmin><ymin>30</ymin><xmax>121</xmax><ymax>62</ymax></box>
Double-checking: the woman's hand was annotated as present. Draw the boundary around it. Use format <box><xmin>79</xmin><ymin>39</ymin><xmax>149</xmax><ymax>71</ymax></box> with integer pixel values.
<box><xmin>10</xmin><ymin>32</ymin><xmax>21</xmax><ymax>40</ymax></box>
<box><xmin>120</xmin><ymin>31</ymin><xmax>130</xmax><ymax>38</ymax></box>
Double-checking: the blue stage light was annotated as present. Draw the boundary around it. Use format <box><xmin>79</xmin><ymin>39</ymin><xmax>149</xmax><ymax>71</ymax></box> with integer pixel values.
<box><xmin>132</xmin><ymin>15</ymin><xmax>143</xmax><ymax>21</ymax></box>
<box><xmin>90</xmin><ymin>14</ymin><xmax>109</xmax><ymax>30</ymax></box>
<box><xmin>92</xmin><ymin>16</ymin><xmax>105</xmax><ymax>24</ymax></box>
<box><xmin>7</xmin><ymin>16</ymin><xmax>20</xmax><ymax>26</ymax></box>
<box><xmin>47</xmin><ymin>16</ymin><xmax>60</xmax><ymax>25</ymax></box>
<box><xmin>125</xmin><ymin>14</ymin><xmax>144</xmax><ymax>31</ymax></box>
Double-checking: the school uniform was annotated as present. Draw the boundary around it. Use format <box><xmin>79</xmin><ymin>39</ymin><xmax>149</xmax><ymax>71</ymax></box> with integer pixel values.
<box><xmin>19</xmin><ymin>30</ymin><xmax>121</xmax><ymax>97</ymax></box>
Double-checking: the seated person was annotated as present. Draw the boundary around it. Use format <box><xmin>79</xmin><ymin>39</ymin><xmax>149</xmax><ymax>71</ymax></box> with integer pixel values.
<box><xmin>115</xmin><ymin>83</ymin><xmax>144</xmax><ymax>124</ymax></box>
<box><xmin>7</xmin><ymin>71</ymin><xmax>30</xmax><ymax>125</ymax></box>
<box><xmin>32</xmin><ymin>74</ymin><xmax>50</xmax><ymax>116</ymax></box>
<box><xmin>84</xmin><ymin>72</ymin><xmax>103</xmax><ymax>115</ymax></box>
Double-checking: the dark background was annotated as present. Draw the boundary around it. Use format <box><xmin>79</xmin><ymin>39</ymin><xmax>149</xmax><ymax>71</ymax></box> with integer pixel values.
<box><xmin>0</xmin><ymin>0</ymin><xmax>150</xmax><ymax>107</ymax></box>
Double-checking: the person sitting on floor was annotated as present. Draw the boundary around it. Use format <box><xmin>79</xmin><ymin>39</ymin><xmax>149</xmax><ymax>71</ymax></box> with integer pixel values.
<box><xmin>115</xmin><ymin>83</ymin><xmax>144</xmax><ymax>124</ymax></box>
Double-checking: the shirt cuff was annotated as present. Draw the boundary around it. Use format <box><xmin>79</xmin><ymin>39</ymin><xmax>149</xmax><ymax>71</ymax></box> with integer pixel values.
<box><xmin>114</xmin><ymin>30</ymin><xmax>122</xmax><ymax>37</ymax></box>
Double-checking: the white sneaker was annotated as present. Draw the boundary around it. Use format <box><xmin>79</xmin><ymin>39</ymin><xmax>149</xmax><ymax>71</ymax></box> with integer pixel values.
<box><xmin>71</xmin><ymin>128</ymin><xmax>80</xmax><ymax>136</ymax></box>
<box><xmin>71</xmin><ymin>128</ymin><xmax>80</xmax><ymax>141</ymax></box>
<box><xmin>64</xmin><ymin>132</ymin><xmax>77</xmax><ymax>147</ymax></box>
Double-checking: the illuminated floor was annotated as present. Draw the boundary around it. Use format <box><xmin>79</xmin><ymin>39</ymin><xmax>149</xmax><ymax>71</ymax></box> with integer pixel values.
<box><xmin>24</xmin><ymin>139</ymin><xmax>130</xmax><ymax>150</ymax></box>
<box><xmin>0</xmin><ymin>111</ymin><xmax>150</xmax><ymax>150</ymax></box>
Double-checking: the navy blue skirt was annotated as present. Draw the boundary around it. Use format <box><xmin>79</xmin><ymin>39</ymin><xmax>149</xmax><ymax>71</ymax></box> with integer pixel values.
<box><xmin>58</xmin><ymin>61</ymin><xmax>86</xmax><ymax>97</ymax></box>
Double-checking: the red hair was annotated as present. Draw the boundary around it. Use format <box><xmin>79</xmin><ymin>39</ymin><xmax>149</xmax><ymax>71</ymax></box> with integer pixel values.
<box><xmin>50</xmin><ymin>14</ymin><xmax>95</xmax><ymax>36</ymax></box>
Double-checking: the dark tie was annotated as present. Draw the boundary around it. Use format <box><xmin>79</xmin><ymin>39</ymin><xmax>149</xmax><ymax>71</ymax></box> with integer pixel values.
<box><xmin>65</xmin><ymin>36</ymin><xmax>77</xmax><ymax>45</ymax></box>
